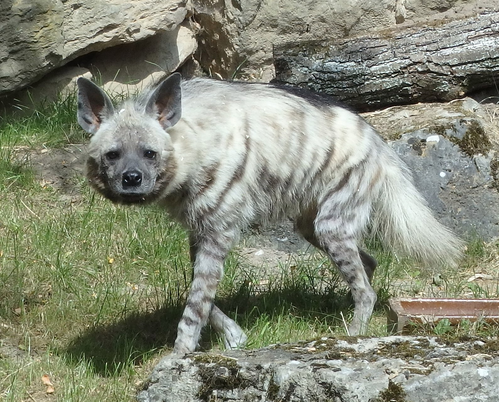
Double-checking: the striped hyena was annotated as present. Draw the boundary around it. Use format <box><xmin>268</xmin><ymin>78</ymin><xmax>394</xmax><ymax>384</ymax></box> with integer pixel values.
<box><xmin>77</xmin><ymin>73</ymin><xmax>462</xmax><ymax>356</ymax></box>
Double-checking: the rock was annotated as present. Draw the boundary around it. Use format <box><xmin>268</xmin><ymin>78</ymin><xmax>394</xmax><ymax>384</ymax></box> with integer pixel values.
<box><xmin>273</xmin><ymin>11</ymin><xmax>499</xmax><ymax>111</ymax></box>
<box><xmin>0</xmin><ymin>0</ymin><xmax>189</xmax><ymax>95</ymax></box>
<box><xmin>362</xmin><ymin>98</ymin><xmax>499</xmax><ymax>241</ymax></box>
<box><xmin>3</xmin><ymin>66</ymin><xmax>91</xmax><ymax>112</ymax></box>
<box><xmin>137</xmin><ymin>336</ymin><xmax>499</xmax><ymax>402</ymax></box>
<box><xmin>2</xmin><ymin>0</ymin><xmax>498</xmax><ymax>101</ymax></box>
<box><xmin>191</xmin><ymin>0</ymin><xmax>499</xmax><ymax>81</ymax></box>
<box><xmin>0</xmin><ymin>22</ymin><xmax>197</xmax><ymax>112</ymax></box>
<box><xmin>79</xmin><ymin>22</ymin><xmax>198</xmax><ymax>97</ymax></box>
<box><xmin>192</xmin><ymin>0</ymin><xmax>399</xmax><ymax>81</ymax></box>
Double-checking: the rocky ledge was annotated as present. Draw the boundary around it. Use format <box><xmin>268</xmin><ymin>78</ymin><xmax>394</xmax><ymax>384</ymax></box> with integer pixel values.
<box><xmin>137</xmin><ymin>335</ymin><xmax>499</xmax><ymax>402</ymax></box>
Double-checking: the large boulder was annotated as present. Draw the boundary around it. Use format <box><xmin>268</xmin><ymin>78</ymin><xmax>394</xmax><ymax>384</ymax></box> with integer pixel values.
<box><xmin>364</xmin><ymin>98</ymin><xmax>499</xmax><ymax>241</ymax></box>
<box><xmin>137</xmin><ymin>336</ymin><xmax>499</xmax><ymax>402</ymax></box>
<box><xmin>272</xmin><ymin>11</ymin><xmax>499</xmax><ymax>111</ymax></box>
<box><xmin>0</xmin><ymin>0</ymin><xmax>190</xmax><ymax>95</ymax></box>
<box><xmin>2</xmin><ymin>0</ymin><xmax>498</xmax><ymax>102</ymax></box>
<box><xmin>77</xmin><ymin>22</ymin><xmax>198</xmax><ymax>96</ymax></box>
<box><xmin>192</xmin><ymin>0</ymin><xmax>399</xmax><ymax>81</ymax></box>
<box><xmin>191</xmin><ymin>0</ymin><xmax>499</xmax><ymax>81</ymax></box>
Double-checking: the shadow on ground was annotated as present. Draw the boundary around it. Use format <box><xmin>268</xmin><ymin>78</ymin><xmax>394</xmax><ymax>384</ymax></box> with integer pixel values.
<box><xmin>62</xmin><ymin>305</ymin><xmax>183</xmax><ymax>376</ymax></box>
<box><xmin>60</xmin><ymin>282</ymin><xmax>387</xmax><ymax>377</ymax></box>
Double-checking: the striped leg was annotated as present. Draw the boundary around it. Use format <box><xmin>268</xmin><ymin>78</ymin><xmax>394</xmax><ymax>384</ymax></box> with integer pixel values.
<box><xmin>296</xmin><ymin>209</ymin><xmax>377</xmax><ymax>284</ymax></box>
<box><xmin>318</xmin><ymin>233</ymin><xmax>376</xmax><ymax>335</ymax></box>
<box><xmin>173</xmin><ymin>234</ymin><xmax>227</xmax><ymax>355</ymax></box>
<box><xmin>173</xmin><ymin>231</ymin><xmax>246</xmax><ymax>355</ymax></box>
<box><xmin>209</xmin><ymin>304</ymin><xmax>247</xmax><ymax>349</ymax></box>
<box><xmin>296</xmin><ymin>200</ymin><xmax>377</xmax><ymax>335</ymax></box>
<box><xmin>315</xmin><ymin>202</ymin><xmax>376</xmax><ymax>335</ymax></box>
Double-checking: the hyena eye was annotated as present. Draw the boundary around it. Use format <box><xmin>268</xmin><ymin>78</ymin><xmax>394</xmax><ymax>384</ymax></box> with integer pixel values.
<box><xmin>144</xmin><ymin>150</ymin><xmax>157</xmax><ymax>159</ymax></box>
<box><xmin>106</xmin><ymin>151</ymin><xmax>120</xmax><ymax>160</ymax></box>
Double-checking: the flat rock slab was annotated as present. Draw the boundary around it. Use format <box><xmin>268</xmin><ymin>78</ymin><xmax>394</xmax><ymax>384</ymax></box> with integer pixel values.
<box><xmin>0</xmin><ymin>0</ymin><xmax>189</xmax><ymax>94</ymax></box>
<box><xmin>137</xmin><ymin>336</ymin><xmax>499</xmax><ymax>402</ymax></box>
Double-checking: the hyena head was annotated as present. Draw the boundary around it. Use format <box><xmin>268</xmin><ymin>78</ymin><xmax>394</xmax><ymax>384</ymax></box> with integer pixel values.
<box><xmin>76</xmin><ymin>73</ymin><xmax>182</xmax><ymax>204</ymax></box>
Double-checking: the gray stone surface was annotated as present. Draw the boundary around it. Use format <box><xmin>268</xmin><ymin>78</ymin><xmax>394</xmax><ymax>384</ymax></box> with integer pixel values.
<box><xmin>137</xmin><ymin>336</ymin><xmax>499</xmax><ymax>402</ymax></box>
<box><xmin>191</xmin><ymin>0</ymin><xmax>499</xmax><ymax>81</ymax></box>
<box><xmin>0</xmin><ymin>0</ymin><xmax>189</xmax><ymax>95</ymax></box>
<box><xmin>363</xmin><ymin>98</ymin><xmax>499</xmax><ymax>241</ymax></box>
<box><xmin>273</xmin><ymin>11</ymin><xmax>499</xmax><ymax>111</ymax></box>
<box><xmin>392</xmin><ymin>126</ymin><xmax>499</xmax><ymax>241</ymax></box>
<box><xmin>3</xmin><ymin>0</ymin><xmax>498</xmax><ymax>98</ymax></box>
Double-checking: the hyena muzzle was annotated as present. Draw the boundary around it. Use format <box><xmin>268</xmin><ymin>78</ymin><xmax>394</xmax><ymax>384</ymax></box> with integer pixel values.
<box><xmin>77</xmin><ymin>73</ymin><xmax>463</xmax><ymax>356</ymax></box>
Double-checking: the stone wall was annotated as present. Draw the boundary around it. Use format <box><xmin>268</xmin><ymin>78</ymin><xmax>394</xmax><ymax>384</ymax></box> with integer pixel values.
<box><xmin>1</xmin><ymin>0</ymin><xmax>498</xmax><ymax>101</ymax></box>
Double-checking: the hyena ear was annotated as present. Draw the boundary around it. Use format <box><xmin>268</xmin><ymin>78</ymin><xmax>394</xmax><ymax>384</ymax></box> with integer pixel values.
<box><xmin>145</xmin><ymin>72</ymin><xmax>182</xmax><ymax>130</ymax></box>
<box><xmin>76</xmin><ymin>78</ymin><xmax>115</xmax><ymax>135</ymax></box>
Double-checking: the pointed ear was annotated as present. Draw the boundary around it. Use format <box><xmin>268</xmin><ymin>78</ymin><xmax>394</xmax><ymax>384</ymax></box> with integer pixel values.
<box><xmin>77</xmin><ymin>78</ymin><xmax>114</xmax><ymax>134</ymax></box>
<box><xmin>146</xmin><ymin>73</ymin><xmax>182</xmax><ymax>129</ymax></box>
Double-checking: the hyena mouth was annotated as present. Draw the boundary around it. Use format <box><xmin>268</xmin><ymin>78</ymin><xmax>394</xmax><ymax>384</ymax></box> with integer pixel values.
<box><xmin>120</xmin><ymin>194</ymin><xmax>147</xmax><ymax>203</ymax></box>
<box><xmin>116</xmin><ymin>189</ymin><xmax>161</xmax><ymax>205</ymax></box>
<box><xmin>115</xmin><ymin>171</ymin><xmax>159</xmax><ymax>204</ymax></box>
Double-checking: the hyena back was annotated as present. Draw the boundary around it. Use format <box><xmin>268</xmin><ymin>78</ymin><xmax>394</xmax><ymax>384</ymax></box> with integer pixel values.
<box><xmin>77</xmin><ymin>73</ymin><xmax>463</xmax><ymax>355</ymax></box>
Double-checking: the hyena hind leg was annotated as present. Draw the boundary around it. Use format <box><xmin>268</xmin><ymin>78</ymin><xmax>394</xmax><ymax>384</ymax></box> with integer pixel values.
<box><xmin>296</xmin><ymin>210</ymin><xmax>377</xmax><ymax>336</ymax></box>
<box><xmin>296</xmin><ymin>213</ymin><xmax>378</xmax><ymax>283</ymax></box>
<box><xmin>209</xmin><ymin>305</ymin><xmax>248</xmax><ymax>349</ymax></box>
<box><xmin>359</xmin><ymin>249</ymin><xmax>377</xmax><ymax>283</ymax></box>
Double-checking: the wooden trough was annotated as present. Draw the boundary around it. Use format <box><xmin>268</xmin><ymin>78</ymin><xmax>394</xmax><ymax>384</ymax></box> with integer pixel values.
<box><xmin>387</xmin><ymin>298</ymin><xmax>499</xmax><ymax>334</ymax></box>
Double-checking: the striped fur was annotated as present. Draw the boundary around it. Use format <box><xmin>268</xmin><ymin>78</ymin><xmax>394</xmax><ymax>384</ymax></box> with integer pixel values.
<box><xmin>77</xmin><ymin>73</ymin><xmax>463</xmax><ymax>355</ymax></box>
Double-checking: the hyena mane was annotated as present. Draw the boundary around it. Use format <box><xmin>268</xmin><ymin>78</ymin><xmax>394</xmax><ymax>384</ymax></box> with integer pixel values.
<box><xmin>77</xmin><ymin>73</ymin><xmax>463</xmax><ymax>355</ymax></box>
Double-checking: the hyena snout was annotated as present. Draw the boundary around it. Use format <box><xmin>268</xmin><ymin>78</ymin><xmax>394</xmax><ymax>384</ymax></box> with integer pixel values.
<box><xmin>122</xmin><ymin>170</ymin><xmax>142</xmax><ymax>188</ymax></box>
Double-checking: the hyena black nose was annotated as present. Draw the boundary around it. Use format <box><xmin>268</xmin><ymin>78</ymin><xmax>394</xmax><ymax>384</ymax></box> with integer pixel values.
<box><xmin>122</xmin><ymin>170</ymin><xmax>142</xmax><ymax>187</ymax></box>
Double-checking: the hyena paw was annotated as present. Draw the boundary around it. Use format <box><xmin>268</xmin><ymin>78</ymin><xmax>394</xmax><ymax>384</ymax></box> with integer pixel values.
<box><xmin>347</xmin><ymin>319</ymin><xmax>369</xmax><ymax>336</ymax></box>
<box><xmin>210</xmin><ymin>305</ymin><xmax>248</xmax><ymax>349</ymax></box>
<box><xmin>222</xmin><ymin>324</ymin><xmax>248</xmax><ymax>350</ymax></box>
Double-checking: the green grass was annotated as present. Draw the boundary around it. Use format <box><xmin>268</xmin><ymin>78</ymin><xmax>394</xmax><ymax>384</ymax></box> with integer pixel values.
<box><xmin>0</xmin><ymin>94</ymin><xmax>498</xmax><ymax>401</ymax></box>
<box><xmin>0</xmin><ymin>91</ymin><xmax>85</xmax><ymax>147</ymax></box>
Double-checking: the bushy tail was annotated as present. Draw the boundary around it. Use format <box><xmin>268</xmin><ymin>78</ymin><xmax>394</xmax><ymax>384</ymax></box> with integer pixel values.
<box><xmin>371</xmin><ymin>151</ymin><xmax>464</xmax><ymax>267</ymax></box>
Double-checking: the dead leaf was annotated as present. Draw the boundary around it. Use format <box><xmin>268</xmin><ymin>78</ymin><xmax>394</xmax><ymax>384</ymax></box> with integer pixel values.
<box><xmin>41</xmin><ymin>374</ymin><xmax>53</xmax><ymax>387</ymax></box>
<box><xmin>42</xmin><ymin>374</ymin><xmax>55</xmax><ymax>394</ymax></box>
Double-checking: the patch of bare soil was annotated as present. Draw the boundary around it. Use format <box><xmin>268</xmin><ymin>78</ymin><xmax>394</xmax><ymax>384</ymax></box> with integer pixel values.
<box><xmin>27</xmin><ymin>144</ymin><xmax>87</xmax><ymax>198</ymax></box>
<box><xmin>0</xmin><ymin>321</ymin><xmax>26</xmax><ymax>360</ymax></box>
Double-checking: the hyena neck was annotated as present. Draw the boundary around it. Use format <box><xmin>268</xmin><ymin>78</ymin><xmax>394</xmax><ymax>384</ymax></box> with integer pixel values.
<box><xmin>156</xmin><ymin>123</ymin><xmax>200</xmax><ymax>195</ymax></box>
<box><xmin>156</xmin><ymin>130</ymin><xmax>209</xmax><ymax>225</ymax></box>
<box><xmin>159</xmin><ymin>187</ymin><xmax>190</xmax><ymax>223</ymax></box>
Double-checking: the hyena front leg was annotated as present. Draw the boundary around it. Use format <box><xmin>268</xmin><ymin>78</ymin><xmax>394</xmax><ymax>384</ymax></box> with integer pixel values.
<box><xmin>174</xmin><ymin>232</ymin><xmax>246</xmax><ymax>355</ymax></box>
<box><xmin>173</xmin><ymin>233</ymin><xmax>229</xmax><ymax>355</ymax></box>
<box><xmin>303</xmin><ymin>202</ymin><xmax>377</xmax><ymax>336</ymax></box>
<box><xmin>209</xmin><ymin>305</ymin><xmax>248</xmax><ymax>349</ymax></box>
